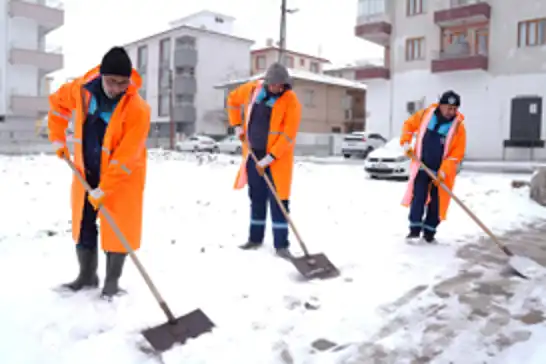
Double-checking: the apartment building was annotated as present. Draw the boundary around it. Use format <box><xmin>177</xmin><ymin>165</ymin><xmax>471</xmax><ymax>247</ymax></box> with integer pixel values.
<box><xmin>251</xmin><ymin>42</ymin><xmax>330</xmax><ymax>75</ymax></box>
<box><xmin>215</xmin><ymin>68</ymin><xmax>367</xmax><ymax>134</ymax></box>
<box><xmin>355</xmin><ymin>0</ymin><xmax>546</xmax><ymax>161</ymax></box>
<box><xmin>0</xmin><ymin>0</ymin><xmax>64</xmax><ymax>148</ymax></box>
<box><xmin>124</xmin><ymin>11</ymin><xmax>253</xmax><ymax>139</ymax></box>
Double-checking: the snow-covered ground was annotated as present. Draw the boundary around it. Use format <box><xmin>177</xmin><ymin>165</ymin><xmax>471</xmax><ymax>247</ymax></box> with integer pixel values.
<box><xmin>0</xmin><ymin>151</ymin><xmax>545</xmax><ymax>364</ymax></box>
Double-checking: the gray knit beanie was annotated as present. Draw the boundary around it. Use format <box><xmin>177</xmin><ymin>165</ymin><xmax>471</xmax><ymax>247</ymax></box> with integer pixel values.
<box><xmin>264</xmin><ymin>62</ymin><xmax>291</xmax><ymax>86</ymax></box>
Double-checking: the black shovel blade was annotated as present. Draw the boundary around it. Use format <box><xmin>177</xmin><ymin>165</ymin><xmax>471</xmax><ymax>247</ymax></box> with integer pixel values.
<box><xmin>141</xmin><ymin>309</ymin><xmax>214</xmax><ymax>353</ymax></box>
<box><xmin>291</xmin><ymin>253</ymin><xmax>339</xmax><ymax>279</ymax></box>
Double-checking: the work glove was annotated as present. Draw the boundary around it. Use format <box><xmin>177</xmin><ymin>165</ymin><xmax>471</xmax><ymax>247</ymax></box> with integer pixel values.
<box><xmin>87</xmin><ymin>188</ymin><xmax>105</xmax><ymax>210</ymax></box>
<box><xmin>52</xmin><ymin>141</ymin><xmax>70</xmax><ymax>160</ymax></box>
<box><xmin>234</xmin><ymin>126</ymin><xmax>245</xmax><ymax>142</ymax></box>
<box><xmin>433</xmin><ymin>170</ymin><xmax>446</xmax><ymax>187</ymax></box>
<box><xmin>255</xmin><ymin>154</ymin><xmax>274</xmax><ymax>176</ymax></box>
<box><xmin>402</xmin><ymin>142</ymin><xmax>414</xmax><ymax>158</ymax></box>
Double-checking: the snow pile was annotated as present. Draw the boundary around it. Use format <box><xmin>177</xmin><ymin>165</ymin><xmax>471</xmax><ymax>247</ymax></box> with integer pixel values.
<box><xmin>0</xmin><ymin>153</ymin><xmax>544</xmax><ymax>363</ymax></box>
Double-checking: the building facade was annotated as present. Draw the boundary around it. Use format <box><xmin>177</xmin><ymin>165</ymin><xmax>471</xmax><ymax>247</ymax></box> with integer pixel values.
<box><xmin>0</xmin><ymin>0</ymin><xmax>64</xmax><ymax>148</ymax></box>
<box><xmin>251</xmin><ymin>43</ymin><xmax>330</xmax><ymax>75</ymax></box>
<box><xmin>124</xmin><ymin>11</ymin><xmax>253</xmax><ymax>140</ymax></box>
<box><xmin>355</xmin><ymin>0</ymin><xmax>546</xmax><ymax>161</ymax></box>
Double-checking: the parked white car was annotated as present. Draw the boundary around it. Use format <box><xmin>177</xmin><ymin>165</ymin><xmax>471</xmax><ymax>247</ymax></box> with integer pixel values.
<box><xmin>364</xmin><ymin>137</ymin><xmax>413</xmax><ymax>179</ymax></box>
<box><xmin>365</xmin><ymin>136</ymin><xmax>464</xmax><ymax>180</ymax></box>
<box><xmin>217</xmin><ymin>135</ymin><xmax>242</xmax><ymax>154</ymax></box>
<box><xmin>176</xmin><ymin>135</ymin><xmax>218</xmax><ymax>153</ymax></box>
<box><xmin>341</xmin><ymin>131</ymin><xmax>387</xmax><ymax>158</ymax></box>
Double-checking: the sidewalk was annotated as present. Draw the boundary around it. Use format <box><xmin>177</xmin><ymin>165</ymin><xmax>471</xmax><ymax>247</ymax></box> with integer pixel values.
<box><xmin>345</xmin><ymin>221</ymin><xmax>546</xmax><ymax>364</ymax></box>
<box><xmin>293</xmin><ymin>155</ymin><xmax>545</xmax><ymax>174</ymax></box>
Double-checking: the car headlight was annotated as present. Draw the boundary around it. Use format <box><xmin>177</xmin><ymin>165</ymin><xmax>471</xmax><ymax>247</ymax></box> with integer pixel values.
<box><xmin>395</xmin><ymin>156</ymin><xmax>410</xmax><ymax>162</ymax></box>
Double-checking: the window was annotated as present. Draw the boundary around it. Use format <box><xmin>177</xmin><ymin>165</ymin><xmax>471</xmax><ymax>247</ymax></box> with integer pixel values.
<box><xmin>475</xmin><ymin>29</ymin><xmax>488</xmax><ymax>55</ymax></box>
<box><xmin>406</xmin><ymin>37</ymin><xmax>425</xmax><ymax>61</ymax></box>
<box><xmin>283</xmin><ymin>55</ymin><xmax>294</xmax><ymax>68</ymax></box>
<box><xmin>357</xmin><ymin>0</ymin><xmax>386</xmax><ymax>18</ymax></box>
<box><xmin>310</xmin><ymin>62</ymin><xmax>319</xmax><ymax>73</ymax></box>
<box><xmin>255</xmin><ymin>56</ymin><xmax>266</xmax><ymax>70</ymax></box>
<box><xmin>299</xmin><ymin>58</ymin><xmax>305</xmax><ymax>66</ymax></box>
<box><xmin>518</xmin><ymin>18</ymin><xmax>546</xmax><ymax>47</ymax></box>
<box><xmin>158</xmin><ymin>94</ymin><xmax>170</xmax><ymax>116</ymax></box>
<box><xmin>302</xmin><ymin>89</ymin><xmax>315</xmax><ymax>107</ymax></box>
<box><xmin>407</xmin><ymin>0</ymin><xmax>424</xmax><ymax>16</ymax></box>
<box><xmin>215</xmin><ymin>16</ymin><xmax>224</xmax><ymax>23</ymax></box>
<box><xmin>158</xmin><ymin>69</ymin><xmax>170</xmax><ymax>89</ymax></box>
<box><xmin>342</xmin><ymin>95</ymin><xmax>352</xmax><ymax>109</ymax></box>
<box><xmin>140</xmin><ymin>72</ymin><xmax>147</xmax><ymax>89</ymax></box>
<box><xmin>137</xmin><ymin>45</ymin><xmax>147</xmax><ymax>69</ymax></box>
<box><xmin>159</xmin><ymin>38</ymin><xmax>171</xmax><ymax>65</ymax></box>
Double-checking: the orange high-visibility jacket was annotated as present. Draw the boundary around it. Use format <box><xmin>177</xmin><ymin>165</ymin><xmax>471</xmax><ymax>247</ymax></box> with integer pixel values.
<box><xmin>227</xmin><ymin>80</ymin><xmax>301</xmax><ymax>200</ymax></box>
<box><xmin>48</xmin><ymin>66</ymin><xmax>151</xmax><ymax>253</ymax></box>
<box><xmin>400</xmin><ymin>103</ymin><xmax>466</xmax><ymax>220</ymax></box>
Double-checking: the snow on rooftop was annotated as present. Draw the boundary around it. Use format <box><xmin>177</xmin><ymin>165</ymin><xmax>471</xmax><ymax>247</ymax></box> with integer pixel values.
<box><xmin>214</xmin><ymin>68</ymin><xmax>366</xmax><ymax>90</ymax></box>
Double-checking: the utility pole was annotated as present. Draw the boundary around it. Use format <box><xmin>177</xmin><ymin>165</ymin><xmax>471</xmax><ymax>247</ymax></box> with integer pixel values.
<box><xmin>278</xmin><ymin>0</ymin><xmax>287</xmax><ymax>62</ymax></box>
<box><xmin>278</xmin><ymin>0</ymin><xmax>298</xmax><ymax>63</ymax></box>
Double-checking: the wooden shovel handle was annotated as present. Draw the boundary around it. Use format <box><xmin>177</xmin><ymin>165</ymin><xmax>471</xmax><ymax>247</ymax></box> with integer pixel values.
<box><xmin>410</xmin><ymin>154</ymin><xmax>514</xmax><ymax>257</ymax></box>
<box><xmin>64</xmin><ymin>156</ymin><xmax>178</xmax><ymax>322</ymax></box>
<box><xmin>243</xmin><ymin>139</ymin><xmax>311</xmax><ymax>257</ymax></box>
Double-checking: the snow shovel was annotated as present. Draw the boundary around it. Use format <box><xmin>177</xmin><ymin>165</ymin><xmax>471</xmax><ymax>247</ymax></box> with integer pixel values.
<box><xmin>412</xmin><ymin>155</ymin><xmax>546</xmax><ymax>279</ymax></box>
<box><xmin>64</xmin><ymin>157</ymin><xmax>215</xmax><ymax>352</ymax></box>
<box><xmin>245</xmin><ymin>143</ymin><xmax>339</xmax><ymax>279</ymax></box>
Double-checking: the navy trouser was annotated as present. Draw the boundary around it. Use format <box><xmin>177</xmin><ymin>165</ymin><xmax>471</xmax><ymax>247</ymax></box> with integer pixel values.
<box><xmin>409</xmin><ymin>170</ymin><xmax>440</xmax><ymax>235</ymax></box>
<box><xmin>247</xmin><ymin>153</ymin><xmax>289</xmax><ymax>249</ymax></box>
<box><xmin>77</xmin><ymin>169</ymin><xmax>100</xmax><ymax>251</ymax></box>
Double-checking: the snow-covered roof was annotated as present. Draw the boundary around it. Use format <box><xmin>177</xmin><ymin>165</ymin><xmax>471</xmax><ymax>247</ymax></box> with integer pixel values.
<box><xmin>214</xmin><ymin>68</ymin><xmax>366</xmax><ymax>90</ymax></box>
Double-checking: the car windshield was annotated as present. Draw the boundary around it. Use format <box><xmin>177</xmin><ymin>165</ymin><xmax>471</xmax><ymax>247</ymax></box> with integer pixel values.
<box><xmin>384</xmin><ymin>138</ymin><xmax>403</xmax><ymax>149</ymax></box>
<box><xmin>344</xmin><ymin>133</ymin><xmax>366</xmax><ymax>141</ymax></box>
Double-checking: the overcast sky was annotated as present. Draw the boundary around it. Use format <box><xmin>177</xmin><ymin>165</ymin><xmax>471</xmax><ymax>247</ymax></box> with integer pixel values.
<box><xmin>47</xmin><ymin>0</ymin><xmax>381</xmax><ymax>86</ymax></box>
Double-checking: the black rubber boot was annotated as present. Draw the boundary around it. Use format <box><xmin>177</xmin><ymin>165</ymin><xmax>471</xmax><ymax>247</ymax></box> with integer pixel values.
<box><xmin>423</xmin><ymin>230</ymin><xmax>437</xmax><ymax>244</ymax></box>
<box><xmin>239</xmin><ymin>241</ymin><xmax>262</xmax><ymax>250</ymax></box>
<box><xmin>101</xmin><ymin>252</ymin><xmax>127</xmax><ymax>298</ymax></box>
<box><xmin>275</xmin><ymin>248</ymin><xmax>293</xmax><ymax>259</ymax></box>
<box><xmin>62</xmin><ymin>247</ymin><xmax>99</xmax><ymax>291</ymax></box>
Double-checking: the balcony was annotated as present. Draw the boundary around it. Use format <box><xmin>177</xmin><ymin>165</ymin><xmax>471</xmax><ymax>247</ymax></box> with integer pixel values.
<box><xmin>173</xmin><ymin>76</ymin><xmax>197</xmax><ymax>95</ymax></box>
<box><xmin>10</xmin><ymin>95</ymin><xmax>49</xmax><ymax>117</ymax></box>
<box><xmin>9</xmin><ymin>47</ymin><xmax>63</xmax><ymax>72</ymax></box>
<box><xmin>174</xmin><ymin>47</ymin><xmax>198</xmax><ymax>68</ymax></box>
<box><xmin>431</xmin><ymin>47</ymin><xmax>488</xmax><ymax>73</ymax></box>
<box><xmin>434</xmin><ymin>0</ymin><xmax>491</xmax><ymax>26</ymax></box>
<box><xmin>8</xmin><ymin>0</ymin><xmax>64</xmax><ymax>33</ymax></box>
<box><xmin>173</xmin><ymin>104</ymin><xmax>196</xmax><ymax>123</ymax></box>
<box><xmin>354</xmin><ymin>13</ymin><xmax>391</xmax><ymax>46</ymax></box>
<box><xmin>355</xmin><ymin>66</ymin><xmax>390</xmax><ymax>80</ymax></box>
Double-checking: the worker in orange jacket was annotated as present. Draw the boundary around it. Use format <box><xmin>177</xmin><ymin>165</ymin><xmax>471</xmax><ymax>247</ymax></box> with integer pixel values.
<box><xmin>400</xmin><ymin>91</ymin><xmax>466</xmax><ymax>243</ymax></box>
<box><xmin>226</xmin><ymin>62</ymin><xmax>301</xmax><ymax>258</ymax></box>
<box><xmin>48</xmin><ymin>47</ymin><xmax>150</xmax><ymax>298</ymax></box>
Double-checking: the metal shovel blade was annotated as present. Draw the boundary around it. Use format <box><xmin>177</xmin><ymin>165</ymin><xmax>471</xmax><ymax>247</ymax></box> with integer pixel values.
<box><xmin>141</xmin><ymin>309</ymin><xmax>215</xmax><ymax>353</ymax></box>
<box><xmin>290</xmin><ymin>253</ymin><xmax>340</xmax><ymax>279</ymax></box>
<box><xmin>508</xmin><ymin>255</ymin><xmax>546</xmax><ymax>280</ymax></box>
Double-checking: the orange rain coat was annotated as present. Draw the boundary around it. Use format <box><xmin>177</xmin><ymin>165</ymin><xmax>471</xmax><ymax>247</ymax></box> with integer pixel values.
<box><xmin>400</xmin><ymin>103</ymin><xmax>466</xmax><ymax>220</ymax></box>
<box><xmin>48</xmin><ymin>66</ymin><xmax>150</xmax><ymax>253</ymax></box>
<box><xmin>227</xmin><ymin>80</ymin><xmax>301</xmax><ymax>200</ymax></box>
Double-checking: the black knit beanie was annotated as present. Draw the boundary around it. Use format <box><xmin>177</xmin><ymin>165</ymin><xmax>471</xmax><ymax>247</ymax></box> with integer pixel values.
<box><xmin>438</xmin><ymin>90</ymin><xmax>461</xmax><ymax>107</ymax></box>
<box><xmin>100</xmin><ymin>47</ymin><xmax>132</xmax><ymax>77</ymax></box>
